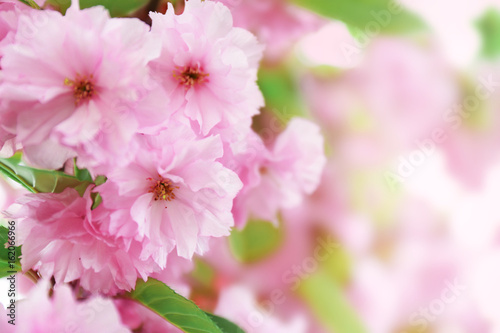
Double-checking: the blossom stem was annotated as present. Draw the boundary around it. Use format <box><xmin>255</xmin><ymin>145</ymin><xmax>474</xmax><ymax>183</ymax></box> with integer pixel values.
<box><xmin>23</xmin><ymin>0</ymin><xmax>41</xmax><ymax>10</ymax></box>
<box><xmin>24</xmin><ymin>269</ymin><xmax>40</xmax><ymax>284</ymax></box>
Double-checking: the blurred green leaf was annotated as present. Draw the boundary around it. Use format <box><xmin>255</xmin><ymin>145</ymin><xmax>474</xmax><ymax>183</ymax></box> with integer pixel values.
<box><xmin>228</xmin><ymin>219</ymin><xmax>284</xmax><ymax>264</ymax></box>
<box><xmin>191</xmin><ymin>257</ymin><xmax>216</xmax><ymax>289</ymax></box>
<box><xmin>290</xmin><ymin>0</ymin><xmax>425</xmax><ymax>34</ymax></box>
<box><xmin>258</xmin><ymin>65</ymin><xmax>307</xmax><ymax>122</ymax></box>
<box><xmin>46</xmin><ymin>0</ymin><xmax>149</xmax><ymax>17</ymax></box>
<box><xmin>0</xmin><ymin>155</ymin><xmax>92</xmax><ymax>195</ymax></box>
<box><xmin>0</xmin><ymin>226</ymin><xmax>21</xmax><ymax>279</ymax></box>
<box><xmin>322</xmin><ymin>243</ymin><xmax>352</xmax><ymax>286</ymax></box>
<box><xmin>128</xmin><ymin>278</ymin><xmax>243</xmax><ymax>333</ymax></box>
<box><xmin>297</xmin><ymin>269</ymin><xmax>366</xmax><ymax>333</ymax></box>
<box><xmin>476</xmin><ymin>9</ymin><xmax>500</xmax><ymax>59</ymax></box>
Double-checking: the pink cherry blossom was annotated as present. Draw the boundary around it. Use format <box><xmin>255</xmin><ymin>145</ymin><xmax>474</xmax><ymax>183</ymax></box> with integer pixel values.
<box><xmin>12</xmin><ymin>279</ymin><xmax>130</xmax><ymax>332</ymax></box>
<box><xmin>149</xmin><ymin>0</ymin><xmax>264</xmax><ymax>136</ymax></box>
<box><xmin>0</xmin><ymin>0</ymin><xmax>38</xmax><ymax>61</ymax></box>
<box><xmin>0</xmin><ymin>3</ymin><xmax>169</xmax><ymax>172</ymax></box>
<box><xmin>437</xmin><ymin>66</ymin><xmax>500</xmax><ymax>189</ymax></box>
<box><xmin>215</xmin><ymin>285</ymin><xmax>308</xmax><ymax>333</ymax></box>
<box><xmin>97</xmin><ymin>125</ymin><xmax>243</xmax><ymax>261</ymax></box>
<box><xmin>303</xmin><ymin>38</ymin><xmax>458</xmax><ymax>151</ymax></box>
<box><xmin>214</xmin><ymin>0</ymin><xmax>324</xmax><ymax>60</ymax></box>
<box><xmin>6</xmin><ymin>188</ymin><xmax>160</xmax><ymax>294</ymax></box>
<box><xmin>232</xmin><ymin>118</ymin><xmax>326</xmax><ymax>226</ymax></box>
<box><xmin>115</xmin><ymin>299</ymin><xmax>182</xmax><ymax>333</ymax></box>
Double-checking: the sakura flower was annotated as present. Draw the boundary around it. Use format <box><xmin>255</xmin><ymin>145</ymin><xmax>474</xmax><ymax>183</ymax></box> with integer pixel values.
<box><xmin>6</xmin><ymin>188</ymin><xmax>160</xmax><ymax>294</ymax></box>
<box><xmin>232</xmin><ymin>118</ymin><xmax>326</xmax><ymax>227</ymax></box>
<box><xmin>215</xmin><ymin>0</ymin><xmax>324</xmax><ymax>60</ymax></box>
<box><xmin>115</xmin><ymin>299</ymin><xmax>182</xmax><ymax>333</ymax></box>
<box><xmin>302</xmin><ymin>38</ymin><xmax>458</xmax><ymax>151</ymax></box>
<box><xmin>97</xmin><ymin>125</ymin><xmax>243</xmax><ymax>262</ymax></box>
<box><xmin>214</xmin><ymin>285</ymin><xmax>308</xmax><ymax>333</ymax></box>
<box><xmin>0</xmin><ymin>0</ymin><xmax>37</xmax><ymax>60</ymax></box>
<box><xmin>0</xmin><ymin>305</ymin><xmax>14</xmax><ymax>332</ymax></box>
<box><xmin>437</xmin><ymin>66</ymin><xmax>500</xmax><ymax>189</ymax></box>
<box><xmin>0</xmin><ymin>2</ymin><xmax>169</xmax><ymax>172</ymax></box>
<box><xmin>149</xmin><ymin>0</ymin><xmax>264</xmax><ymax>136</ymax></box>
<box><xmin>13</xmin><ymin>279</ymin><xmax>130</xmax><ymax>332</ymax></box>
<box><xmin>0</xmin><ymin>126</ymin><xmax>17</xmax><ymax>158</ymax></box>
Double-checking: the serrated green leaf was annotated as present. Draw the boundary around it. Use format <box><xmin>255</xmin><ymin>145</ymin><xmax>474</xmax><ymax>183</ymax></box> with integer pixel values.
<box><xmin>129</xmin><ymin>278</ymin><xmax>244</xmax><ymax>333</ymax></box>
<box><xmin>290</xmin><ymin>0</ymin><xmax>425</xmax><ymax>34</ymax></box>
<box><xmin>0</xmin><ymin>155</ymin><xmax>92</xmax><ymax>195</ymax></box>
<box><xmin>46</xmin><ymin>0</ymin><xmax>149</xmax><ymax>17</ymax></box>
<box><xmin>297</xmin><ymin>269</ymin><xmax>366</xmax><ymax>333</ymax></box>
<box><xmin>476</xmin><ymin>8</ymin><xmax>500</xmax><ymax>59</ymax></box>
<box><xmin>0</xmin><ymin>226</ymin><xmax>21</xmax><ymax>279</ymax></box>
<box><xmin>228</xmin><ymin>219</ymin><xmax>284</xmax><ymax>264</ymax></box>
<box><xmin>205</xmin><ymin>313</ymin><xmax>245</xmax><ymax>333</ymax></box>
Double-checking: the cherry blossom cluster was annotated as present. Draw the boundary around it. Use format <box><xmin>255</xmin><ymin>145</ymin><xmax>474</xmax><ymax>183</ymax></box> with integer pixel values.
<box><xmin>0</xmin><ymin>0</ymin><xmax>325</xmax><ymax>301</ymax></box>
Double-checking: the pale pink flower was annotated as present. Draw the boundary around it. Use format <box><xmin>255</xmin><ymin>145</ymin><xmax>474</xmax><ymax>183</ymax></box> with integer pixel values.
<box><xmin>215</xmin><ymin>285</ymin><xmax>307</xmax><ymax>333</ymax></box>
<box><xmin>0</xmin><ymin>0</ymin><xmax>37</xmax><ymax>61</ymax></box>
<box><xmin>0</xmin><ymin>3</ymin><xmax>169</xmax><ymax>172</ymax></box>
<box><xmin>97</xmin><ymin>126</ymin><xmax>243</xmax><ymax>261</ymax></box>
<box><xmin>21</xmin><ymin>139</ymin><xmax>77</xmax><ymax>170</ymax></box>
<box><xmin>115</xmin><ymin>299</ymin><xmax>182</xmax><ymax>333</ymax></box>
<box><xmin>0</xmin><ymin>1</ymin><xmax>39</xmax><ymax>161</ymax></box>
<box><xmin>438</xmin><ymin>67</ymin><xmax>500</xmax><ymax>188</ymax></box>
<box><xmin>232</xmin><ymin>118</ymin><xmax>326</xmax><ymax>226</ymax></box>
<box><xmin>149</xmin><ymin>0</ymin><xmax>264</xmax><ymax>136</ymax></box>
<box><xmin>0</xmin><ymin>126</ymin><xmax>17</xmax><ymax>157</ymax></box>
<box><xmin>7</xmin><ymin>188</ymin><xmax>160</xmax><ymax>294</ymax></box>
<box><xmin>0</xmin><ymin>304</ymin><xmax>14</xmax><ymax>333</ymax></box>
<box><xmin>13</xmin><ymin>280</ymin><xmax>130</xmax><ymax>332</ymax></box>
<box><xmin>215</xmin><ymin>0</ymin><xmax>324</xmax><ymax>60</ymax></box>
<box><xmin>355</xmin><ymin>39</ymin><xmax>458</xmax><ymax>145</ymax></box>
<box><xmin>151</xmin><ymin>252</ymin><xmax>194</xmax><ymax>298</ymax></box>
<box><xmin>303</xmin><ymin>38</ymin><xmax>458</xmax><ymax>151</ymax></box>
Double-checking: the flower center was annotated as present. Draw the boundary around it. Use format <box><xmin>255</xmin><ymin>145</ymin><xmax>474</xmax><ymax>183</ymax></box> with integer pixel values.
<box><xmin>173</xmin><ymin>64</ymin><xmax>209</xmax><ymax>88</ymax></box>
<box><xmin>64</xmin><ymin>74</ymin><xmax>95</xmax><ymax>105</ymax></box>
<box><xmin>147</xmin><ymin>176</ymin><xmax>179</xmax><ymax>202</ymax></box>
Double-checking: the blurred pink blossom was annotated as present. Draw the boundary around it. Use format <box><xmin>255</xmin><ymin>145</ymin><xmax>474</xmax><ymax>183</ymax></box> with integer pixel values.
<box><xmin>215</xmin><ymin>0</ymin><xmax>324</xmax><ymax>60</ymax></box>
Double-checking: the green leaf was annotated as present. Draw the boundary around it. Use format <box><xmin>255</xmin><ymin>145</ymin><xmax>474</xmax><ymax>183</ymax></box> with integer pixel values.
<box><xmin>128</xmin><ymin>278</ymin><xmax>244</xmax><ymax>333</ymax></box>
<box><xmin>476</xmin><ymin>9</ymin><xmax>500</xmax><ymax>59</ymax></box>
<box><xmin>91</xmin><ymin>192</ymin><xmax>103</xmax><ymax>210</ymax></box>
<box><xmin>257</xmin><ymin>65</ymin><xmax>307</xmax><ymax>122</ymax></box>
<box><xmin>0</xmin><ymin>226</ymin><xmax>22</xmax><ymax>279</ymax></box>
<box><xmin>297</xmin><ymin>269</ymin><xmax>366</xmax><ymax>333</ymax></box>
<box><xmin>0</xmin><ymin>155</ymin><xmax>92</xmax><ymax>195</ymax></box>
<box><xmin>94</xmin><ymin>175</ymin><xmax>107</xmax><ymax>186</ymax></box>
<box><xmin>205</xmin><ymin>313</ymin><xmax>245</xmax><ymax>333</ymax></box>
<box><xmin>289</xmin><ymin>0</ymin><xmax>425</xmax><ymax>34</ymax></box>
<box><xmin>46</xmin><ymin>0</ymin><xmax>149</xmax><ymax>17</ymax></box>
<box><xmin>73</xmin><ymin>162</ymin><xmax>93</xmax><ymax>182</ymax></box>
<box><xmin>190</xmin><ymin>257</ymin><xmax>216</xmax><ymax>289</ymax></box>
<box><xmin>228</xmin><ymin>219</ymin><xmax>284</xmax><ymax>264</ymax></box>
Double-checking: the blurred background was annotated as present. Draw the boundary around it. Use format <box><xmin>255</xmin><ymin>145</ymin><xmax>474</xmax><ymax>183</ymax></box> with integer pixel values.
<box><xmin>3</xmin><ymin>0</ymin><xmax>500</xmax><ymax>332</ymax></box>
